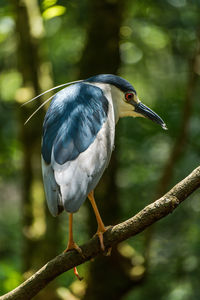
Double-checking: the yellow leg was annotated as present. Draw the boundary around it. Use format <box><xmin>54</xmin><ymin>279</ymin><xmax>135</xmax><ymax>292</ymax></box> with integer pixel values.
<box><xmin>64</xmin><ymin>213</ymin><xmax>82</xmax><ymax>254</ymax></box>
<box><xmin>88</xmin><ymin>190</ymin><xmax>106</xmax><ymax>251</ymax></box>
<box><xmin>64</xmin><ymin>213</ymin><xmax>83</xmax><ymax>281</ymax></box>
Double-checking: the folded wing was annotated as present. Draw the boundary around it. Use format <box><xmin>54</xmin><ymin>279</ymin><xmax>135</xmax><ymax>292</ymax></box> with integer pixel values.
<box><xmin>41</xmin><ymin>82</ymin><xmax>114</xmax><ymax>215</ymax></box>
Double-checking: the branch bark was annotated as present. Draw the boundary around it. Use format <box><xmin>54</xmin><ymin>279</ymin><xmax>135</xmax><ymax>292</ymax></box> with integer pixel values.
<box><xmin>1</xmin><ymin>166</ymin><xmax>200</xmax><ymax>300</ymax></box>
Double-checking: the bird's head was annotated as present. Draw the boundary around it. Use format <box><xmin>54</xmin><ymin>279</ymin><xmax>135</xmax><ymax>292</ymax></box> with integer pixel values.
<box><xmin>86</xmin><ymin>74</ymin><xmax>167</xmax><ymax>130</ymax></box>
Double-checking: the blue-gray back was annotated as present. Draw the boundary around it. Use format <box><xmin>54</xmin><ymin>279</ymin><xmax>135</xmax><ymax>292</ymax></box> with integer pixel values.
<box><xmin>42</xmin><ymin>83</ymin><xmax>108</xmax><ymax>165</ymax></box>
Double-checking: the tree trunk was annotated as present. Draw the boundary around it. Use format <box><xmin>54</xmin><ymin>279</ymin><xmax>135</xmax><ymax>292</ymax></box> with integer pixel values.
<box><xmin>13</xmin><ymin>0</ymin><xmax>60</xmax><ymax>298</ymax></box>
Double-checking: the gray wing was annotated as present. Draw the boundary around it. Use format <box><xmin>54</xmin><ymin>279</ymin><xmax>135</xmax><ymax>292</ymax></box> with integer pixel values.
<box><xmin>41</xmin><ymin>158</ymin><xmax>63</xmax><ymax>216</ymax></box>
<box><xmin>51</xmin><ymin>117</ymin><xmax>115</xmax><ymax>213</ymax></box>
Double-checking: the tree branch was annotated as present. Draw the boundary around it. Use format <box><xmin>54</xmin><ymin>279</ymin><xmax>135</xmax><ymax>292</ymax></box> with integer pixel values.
<box><xmin>1</xmin><ymin>166</ymin><xmax>200</xmax><ymax>300</ymax></box>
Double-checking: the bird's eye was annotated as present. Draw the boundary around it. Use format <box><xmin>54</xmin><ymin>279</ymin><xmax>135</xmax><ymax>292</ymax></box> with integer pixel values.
<box><xmin>125</xmin><ymin>92</ymin><xmax>134</xmax><ymax>102</ymax></box>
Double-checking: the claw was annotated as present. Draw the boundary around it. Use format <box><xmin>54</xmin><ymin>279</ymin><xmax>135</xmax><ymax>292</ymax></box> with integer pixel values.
<box><xmin>73</xmin><ymin>267</ymin><xmax>83</xmax><ymax>281</ymax></box>
<box><xmin>96</xmin><ymin>225</ymin><xmax>113</xmax><ymax>254</ymax></box>
<box><xmin>64</xmin><ymin>241</ymin><xmax>82</xmax><ymax>254</ymax></box>
<box><xmin>97</xmin><ymin>230</ymin><xmax>106</xmax><ymax>251</ymax></box>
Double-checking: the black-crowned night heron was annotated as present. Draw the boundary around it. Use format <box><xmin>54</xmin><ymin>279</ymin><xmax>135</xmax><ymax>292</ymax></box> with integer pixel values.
<box><xmin>39</xmin><ymin>74</ymin><xmax>166</xmax><ymax>270</ymax></box>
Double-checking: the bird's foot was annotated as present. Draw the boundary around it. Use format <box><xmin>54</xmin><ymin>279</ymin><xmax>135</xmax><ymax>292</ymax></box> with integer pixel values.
<box><xmin>96</xmin><ymin>225</ymin><xmax>112</xmax><ymax>254</ymax></box>
<box><xmin>96</xmin><ymin>229</ymin><xmax>106</xmax><ymax>252</ymax></box>
<box><xmin>64</xmin><ymin>241</ymin><xmax>82</xmax><ymax>254</ymax></box>
<box><xmin>64</xmin><ymin>242</ymin><xmax>83</xmax><ymax>281</ymax></box>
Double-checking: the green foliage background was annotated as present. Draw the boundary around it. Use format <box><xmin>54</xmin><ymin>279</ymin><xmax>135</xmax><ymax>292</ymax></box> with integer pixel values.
<box><xmin>0</xmin><ymin>0</ymin><xmax>200</xmax><ymax>299</ymax></box>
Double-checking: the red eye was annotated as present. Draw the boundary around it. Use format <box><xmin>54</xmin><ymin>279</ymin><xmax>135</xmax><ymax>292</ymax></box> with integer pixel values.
<box><xmin>125</xmin><ymin>92</ymin><xmax>133</xmax><ymax>102</ymax></box>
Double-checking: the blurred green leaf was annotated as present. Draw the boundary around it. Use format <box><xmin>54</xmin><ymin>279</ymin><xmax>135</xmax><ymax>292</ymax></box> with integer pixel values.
<box><xmin>0</xmin><ymin>263</ymin><xmax>22</xmax><ymax>294</ymax></box>
<box><xmin>120</xmin><ymin>42</ymin><xmax>143</xmax><ymax>64</ymax></box>
<box><xmin>42</xmin><ymin>0</ymin><xmax>57</xmax><ymax>10</ymax></box>
<box><xmin>0</xmin><ymin>71</ymin><xmax>22</xmax><ymax>102</ymax></box>
<box><xmin>139</xmin><ymin>24</ymin><xmax>169</xmax><ymax>49</ymax></box>
<box><xmin>42</xmin><ymin>6</ymin><xmax>66</xmax><ymax>20</ymax></box>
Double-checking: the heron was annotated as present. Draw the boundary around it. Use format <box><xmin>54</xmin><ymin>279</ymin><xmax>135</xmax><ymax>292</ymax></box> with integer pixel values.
<box><xmin>40</xmin><ymin>74</ymin><xmax>167</xmax><ymax>260</ymax></box>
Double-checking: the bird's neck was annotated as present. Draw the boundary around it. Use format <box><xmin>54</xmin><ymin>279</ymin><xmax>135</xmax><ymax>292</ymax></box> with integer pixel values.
<box><xmin>85</xmin><ymin>82</ymin><xmax>120</xmax><ymax>124</ymax></box>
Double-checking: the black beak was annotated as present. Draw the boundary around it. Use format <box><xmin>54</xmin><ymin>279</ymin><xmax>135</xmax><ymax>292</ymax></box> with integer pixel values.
<box><xmin>135</xmin><ymin>102</ymin><xmax>167</xmax><ymax>130</ymax></box>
